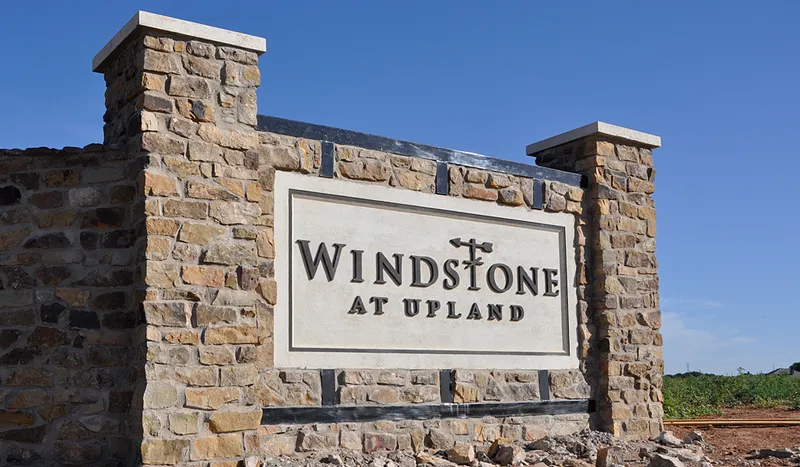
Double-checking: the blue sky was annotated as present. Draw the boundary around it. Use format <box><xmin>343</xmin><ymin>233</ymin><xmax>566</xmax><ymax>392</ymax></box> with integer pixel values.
<box><xmin>2</xmin><ymin>1</ymin><xmax>798</xmax><ymax>375</ymax></box>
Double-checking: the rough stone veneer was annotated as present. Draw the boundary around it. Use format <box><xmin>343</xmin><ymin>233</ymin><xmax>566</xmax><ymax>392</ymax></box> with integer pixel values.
<box><xmin>0</xmin><ymin>15</ymin><xmax>661</xmax><ymax>466</ymax></box>
<box><xmin>0</xmin><ymin>145</ymin><xmax>143</xmax><ymax>465</ymax></box>
<box><xmin>532</xmin><ymin>138</ymin><xmax>664</xmax><ymax>439</ymax></box>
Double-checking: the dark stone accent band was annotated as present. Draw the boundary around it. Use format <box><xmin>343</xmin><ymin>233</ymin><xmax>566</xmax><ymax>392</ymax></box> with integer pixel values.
<box><xmin>261</xmin><ymin>399</ymin><xmax>592</xmax><ymax>425</ymax></box>
<box><xmin>533</xmin><ymin>179</ymin><xmax>544</xmax><ymax>210</ymax></box>
<box><xmin>320</xmin><ymin>369</ymin><xmax>336</xmax><ymax>406</ymax></box>
<box><xmin>538</xmin><ymin>370</ymin><xmax>550</xmax><ymax>401</ymax></box>
<box><xmin>257</xmin><ymin>116</ymin><xmax>582</xmax><ymax>187</ymax></box>
<box><xmin>439</xmin><ymin>369</ymin><xmax>454</xmax><ymax>403</ymax></box>
<box><xmin>320</xmin><ymin>141</ymin><xmax>334</xmax><ymax>178</ymax></box>
<box><xmin>435</xmin><ymin>162</ymin><xmax>449</xmax><ymax>195</ymax></box>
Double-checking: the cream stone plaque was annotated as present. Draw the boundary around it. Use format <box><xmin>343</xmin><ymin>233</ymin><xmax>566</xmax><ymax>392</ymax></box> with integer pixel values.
<box><xmin>273</xmin><ymin>172</ymin><xmax>579</xmax><ymax>369</ymax></box>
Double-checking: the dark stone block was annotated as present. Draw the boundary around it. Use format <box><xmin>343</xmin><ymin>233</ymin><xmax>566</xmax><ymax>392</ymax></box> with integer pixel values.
<box><xmin>28</xmin><ymin>326</ymin><xmax>69</xmax><ymax>349</ymax></box>
<box><xmin>0</xmin><ymin>329</ymin><xmax>21</xmax><ymax>349</ymax></box>
<box><xmin>5</xmin><ymin>444</ymin><xmax>42</xmax><ymax>464</ymax></box>
<box><xmin>81</xmin><ymin>207</ymin><xmax>125</xmax><ymax>228</ymax></box>
<box><xmin>44</xmin><ymin>169</ymin><xmax>80</xmax><ymax>187</ymax></box>
<box><xmin>102</xmin><ymin>311</ymin><xmax>136</xmax><ymax>329</ymax></box>
<box><xmin>0</xmin><ymin>207</ymin><xmax>29</xmax><ymax>225</ymax></box>
<box><xmin>29</xmin><ymin>191</ymin><xmax>63</xmax><ymax>209</ymax></box>
<box><xmin>0</xmin><ymin>309</ymin><xmax>36</xmax><ymax>326</ymax></box>
<box><xmin>0</xmin><ymin>348</ymin><xmax>39</xmax><ymax>364</ymax></box>
<box><xmin>1</xmin><ymin>267</ymin><xmax>37</xmax><ymax>289</ymax></box>
<box><xmin>102</xmin><ymin>229</ymin><xmax>136</xmax><ymax>248</ymax></box>
<box><xmin>109</xmin><ymin>185</ymin><xmax>136</xmax><ymax>204</ymax></box>
<box><xmin>74</xmin><ymin>270</ymin><xmax>133</xmax><ymax>287</ymax></box>
<box><xmin>51</xmin><ymin>347</ymin><xmax>85</xmax><ymax>369</ymax></box>
<box><xmin>72</xmin><ymin>335</ymin><xmax>84</xmax><ymax>349</ymax></box>
<box><xmin>93</xmin><ymin>291</ymin><xmax>127</xmax><ymax>310</ymax></box>
<box><xmin>39</xmin><ymin>266</ymin><xmax>72</xmax><ymax>285</ymax></box>
<box><xmin>24</xmin><ymin>233</ymin><xmax>70</xmax><ymax>249</ymax></box>
<box><xmin>40</xmin><ymin>303</ymin><xmax>66</xmax><ymax>323</ymax></box>
<box><xmin>73</xmin><ymin>368</ymin><xmax>119</xmax><ymax>389</ymax></box>
<box><xmin>69</xmin><ymin>310</ymin><xmax>100</xmax><ymax>329</ymax></box>
<box><xmin>80</xmin><ymin>231</ymin><xmax>100</xmax><ymax>250</ymax></box>
<box><xmin>88</xmin><ymin>346</ymin><xmax>128</xmax><ymax>367</ymax></box>
<box><xmin>10</xmin><ymin>173</ymin><xmax>40</xmax><ymax>190</ymax></box>
<box><xmin>108</xmin><ymin>390</ymin><xmax>133</xmax><ymax>413</ymax></box>
<box><xmin>0</xmin><ymin>185</ymin><xmax>22</xmax><ymax>205</ymax></box>
<box><xmin>53</xmin><ymin>442</ymin><xmax>103</xmax><ymax>465</ymax></box>
<box><xmin>142</xmin><ymin>93</ymin><xmax>173</xmax><ymax>113</ymax></box>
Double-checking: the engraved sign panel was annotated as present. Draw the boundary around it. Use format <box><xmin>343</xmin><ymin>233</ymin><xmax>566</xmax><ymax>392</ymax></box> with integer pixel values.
<box><xmin>274</xmin><ymin>172</ymin><xmax>579</xmax><ymax>369</ymax></box>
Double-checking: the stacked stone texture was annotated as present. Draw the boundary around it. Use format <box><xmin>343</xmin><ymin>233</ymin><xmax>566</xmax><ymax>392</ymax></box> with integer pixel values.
<box><xmin>0</xmin><ymin>146</ymin><xmax>141</xmax><ymax>465</ymax></box>
<box><xmin>533</xmin><ymin>138</ymin><xmax>663</xmax><ymax>439</ymax></box>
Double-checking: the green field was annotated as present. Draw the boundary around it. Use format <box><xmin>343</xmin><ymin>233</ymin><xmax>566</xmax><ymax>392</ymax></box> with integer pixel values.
<box><xmin>663</xmin><ymin>372</ymin><xmax>800</xmax><ymax>419</ymax></box>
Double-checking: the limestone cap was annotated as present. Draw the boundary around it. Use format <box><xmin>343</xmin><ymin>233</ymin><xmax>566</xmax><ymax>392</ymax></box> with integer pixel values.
<box><xmin>526</xmin><ymin>121</ymin><xmax>661</xmax><ymax>155</ymax></box>
<box><xmin>92</xmin><ymin>11</ymin><xmax>267</xmax><ymax>72</ymax></box>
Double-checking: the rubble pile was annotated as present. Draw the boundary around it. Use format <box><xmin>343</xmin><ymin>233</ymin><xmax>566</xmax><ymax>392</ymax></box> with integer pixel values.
<box><xmin>254</xmin><ymin>428</ymin><xmax>730</xmax><ymax>467</ymax></box>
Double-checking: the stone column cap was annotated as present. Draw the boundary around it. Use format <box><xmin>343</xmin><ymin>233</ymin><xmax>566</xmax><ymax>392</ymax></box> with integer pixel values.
<box><xmin>92</xmin><ymin>11</ymin><xmax>267</xmax><ymax>72</ymax></box>
<box><xmin>526</xmin><ymin>122</ymin><xmax>661</xmax><ymax>155</ymax></box>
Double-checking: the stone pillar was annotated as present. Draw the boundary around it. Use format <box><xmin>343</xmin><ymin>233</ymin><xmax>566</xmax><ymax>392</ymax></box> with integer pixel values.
<box><xmin>527</xmin><ymin>123</ymin><xmax>663</xmax><ymax>439</ymax></box>
<box><xmin>93</xmin><ymin>11</ymin><xmax>269</xmax><ymax>464</ymax></box>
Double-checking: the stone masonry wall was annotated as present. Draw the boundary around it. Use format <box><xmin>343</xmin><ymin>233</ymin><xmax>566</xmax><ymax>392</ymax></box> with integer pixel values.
<box><xmin>0</xmin><ymin>145</ymin><xmax>143</xmax><ymax>466</ymax></box>
<box><xmin>0</xmin><ymin>16</ymin><xmax>662</xmax><ymax>465</ymax></box>
<box><xmin>533</xmin><ymin>138</ymin><xmax>664</xmax><ymax>439</ymax></box>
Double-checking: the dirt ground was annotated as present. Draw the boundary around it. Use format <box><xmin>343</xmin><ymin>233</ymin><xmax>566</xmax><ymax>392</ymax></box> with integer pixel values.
<box><xmin>671</xmin><ymin>407</ymin><xmax>800</xmax><ymax>466</ymax></box>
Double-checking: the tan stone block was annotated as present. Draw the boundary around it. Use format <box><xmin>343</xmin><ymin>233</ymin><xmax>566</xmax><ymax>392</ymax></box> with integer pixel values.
<box><xmin>143</xmin><ymin>301</ymin><xmax>189</xmax><ymax>326</ymax></box>
<box><xmin>175</xmin><ymin>367</ymin><xmax>218</xmax><ymax>387</ymax></box>
<box><xmin>142</xmin><ymin>132</ymin><xmax>186</xmax><ymax>156</ymax></box>
<box><xmin>638</xmin><ymin>206</ymin><xmax>656</xmax><ymax>220</ymax></box>
<box><xmin>145</xmin><ymin>218</ymin><xmax>180</xmax><ymax>236</ymax></box>
<box><xmin>163</xmin><ymin>156</ymin><xmax>201</xmax><ymax>177</ymax></box>
<box><xmin>217</xmin><ymin>178</ymin><xmax>246</xmax><ymax>198</ymax></box>
<box><xmin>257</xmin><ymin>278</ymin><xmax>277</xmax><ymax>305</ymax></box>
<box><xmin>143</xmin><ymin>48</ymin><xmax>181</xmax><ymax>73</ymax></box>
<box><xmin>178</xmin><ymin>222</ymin><xmax>224</xmax><ymax>244</ymax></box>
<box><xmin>463</xmin><ymin>184</ymin><xmax>498</xmax><ymax>201</ymax></box>
<box><xmin>172</xmin><ymin>243</ymin><xmax>201</xmax><ymax>261</ymax></box>
<box><xmin>246</xmin><ymin>181</ymin><xmax>262</xmax><ymax>202</ymax></box>
<box><xmin>144</xmin><ymin>171</ymin><xmax>179</xmax><ymax>196</ymax></box>
<box><xmin>185</xmin><ymin>387</ymin><xmax>240</xmax><ymax>409</ymax></box>
<box><xmin>255</xmin><ymin>230</ymin><xmax>274</xmax><ymax>258</ymax></box>
<box><xmin>464</xmin><ymin>169</ymin><xmax>488</xmax><ymax>184</ymax></box>
<box><xmin>198</xmin><ymin>123</ymin><xmax>259</xmax><ymax>150</ymax></box>
<box><xmin>339</xmin><ymin>431</ymin><xmax>361</xmax><ymax>451</ymax></box>
<box><xmin>164</xmin><ymin>330</ymin><xmax>200</xmax><ymax>345</ymax></box>
<box><xmin>145</xmin><ymin>237</ymin><xmax>172</xmax><ymax>261</ymax></box>
<box><xmin>205</xmin><ymin>325</ymin><xmax>259</xmax><ymax>345</ymax></box>
<box><xmin>143</xmin><ymin>382</ymin><xmax>178</xmax><ymax>409</ymax></box>
<box><xmin>220</xmin><ymin>365</ymin><xmax>259</xmax><ymax>386</ymax></box>
<box><xmin>182</xmin><ymin>265</ymin><xmax>225</xmax><ymax>287</ymax></box>
<box><xmin>187</xmin><ymin>179</ymin><xmax>241</xmax><ymax>200</ymax></box>
<box><xmin>141</xmin><ymin>72</ymin><xmax>167</xmax><ymax>92</ymax></box>
<box><xmin>200</xmin><ymin>346</ymin><xmax>237</xmax><ymax>365</ymax></box>
<box><xmin>209</xmin><ymin>201</ymin><xmax>260</xmax><ymax>225</ymax></box>
<box><xmin>191</xmin><ymin>433</ymin><xmax>243</xmax><ymax>461</ymax></box>
<box><xmin>169</xmin><ymin>412</ymin><xmax>200</xmax><ymax>435</ymax></box>
<box><xmin>195</xmin><ymin>304</ymin><xmax>238</xmax><ymax>325</ymax></box>
<box><xmin>486</xmin><ymin>174</ymin><xmax>511</xmax><ymax>188</ymax></box>
<box><xmin>498</xmin><ymin>187</ymin><xmax>523</xmax><ymax>206</ymax></box>
<box><xmin>208</xmin><ymin>408</ymin><xmax>262</xmax><ymax>433</ymax></box>
<box><xmin>393</xmin><ymin>171</ymin><xmax>433</xmax><ymax>192</ymax></box>
<box><xmin>164</xmin><ymin>199</ymin><xmax>208</xmax><ymax>219</ymax></box>
<box><xmin>142</xmin><ymin>438</ymin><xmax>189</xmax><ymax>465</ymax></box>
<box><xmin>367</xmin><ymin>387</ymin><xmax>399</xmax><ymax>404</ymax></box>
<box><xmin>248</xmin><ymin>432</ymin><xmax>297</xmax><ymax>457</ymax></box>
